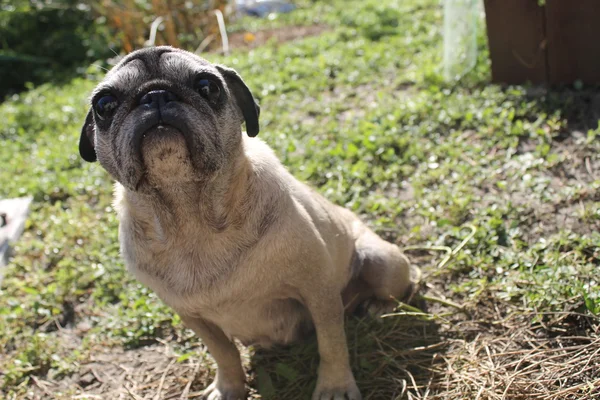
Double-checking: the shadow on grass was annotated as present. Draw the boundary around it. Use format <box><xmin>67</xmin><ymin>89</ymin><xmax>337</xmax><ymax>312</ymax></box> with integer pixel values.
<box><xmin>248</xmin><ymin>315</ymin><xmax>444</xmax><ymax>400</ymax></box>
<box><xmin>524</xmin><ymin>86</ymin><xmax>600</xmax><ymax>133</ymax></box>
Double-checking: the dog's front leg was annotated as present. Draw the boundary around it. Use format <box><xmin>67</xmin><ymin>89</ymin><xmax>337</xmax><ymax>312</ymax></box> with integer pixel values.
<box><xmin>181</xmin><ymin>315</ymin><xmax>246</xmax><ymax>400</ymax></box>
<box><xmin>304</xmin><ymin>289</ymin><xmax>362</xmax><ymax>400</ymax></box>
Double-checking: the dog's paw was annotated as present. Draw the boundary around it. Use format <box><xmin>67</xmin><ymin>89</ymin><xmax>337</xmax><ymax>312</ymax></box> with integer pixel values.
<box><xmin>408</xmin><ymin>264</ymin><xmax>422</xmax><ymax>291</ymax></box>
<box><xmin>360</xmin><ymin>298</ymin><xmax>397</xmax><ymax>320</ymax></box>
<box><xmin>201</xmin><ymin>380</ymin><xmax>245</xmax><ymax>400</ymax></box>
<box><xmin>312</xmin><ymin>378</ymin><xmax>362</xmax><ymax>400</ymax></box>
<box><xmin>311</xmin><ymin>381</ymin><xmax>362</xmax><ymax>400</ymax></box>
<box><xmin>410</xmin><ymin>263</ymin><xmax>422</xmax><ymax>281</ymax></box>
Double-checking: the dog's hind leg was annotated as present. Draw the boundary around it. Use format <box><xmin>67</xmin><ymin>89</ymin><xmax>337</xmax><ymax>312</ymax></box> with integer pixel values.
<box><xmin>353</xmin><ymin>228</ymin><xmax>420</xmax><ymax>316</ymax></box>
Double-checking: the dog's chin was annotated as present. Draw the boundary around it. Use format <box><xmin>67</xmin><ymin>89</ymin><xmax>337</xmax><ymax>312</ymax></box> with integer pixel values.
<box><xmin>140</xmin><ymin>125</ymin><xmax>196</xmax><ymax>188</ymax></box>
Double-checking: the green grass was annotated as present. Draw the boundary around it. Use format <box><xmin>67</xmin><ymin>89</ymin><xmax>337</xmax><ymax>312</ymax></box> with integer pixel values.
<box><xmin>1</xmin><ymin>0</ymin><xmax>599</xmax><ymax>398</ymax></box>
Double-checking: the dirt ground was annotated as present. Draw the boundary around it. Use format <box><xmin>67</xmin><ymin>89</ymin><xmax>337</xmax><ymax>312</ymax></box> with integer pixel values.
<box><xmin>227</xmin><ymin>25</ymin><xmax>329</xmax><ymax>51</ymax></box>
<box><xmin>24</xmin><ymin>113</ymin><xmax>600</xmax><ymax>399</ymax></box>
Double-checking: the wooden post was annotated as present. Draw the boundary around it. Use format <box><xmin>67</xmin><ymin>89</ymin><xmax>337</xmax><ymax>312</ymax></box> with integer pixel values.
<box><xmin>483</xmin><ymin>0</ymin><xmax>548</xmax><ymax>84</ymax></box>
<box><xmin>545</xmin><ymin>0</ymin><xmax>600</xmax><ymax>84</ymax></box>
<box><xmin>484</xmin><ymin>0</ymin><xmax>600</xmax><ymax>85</ymax></box>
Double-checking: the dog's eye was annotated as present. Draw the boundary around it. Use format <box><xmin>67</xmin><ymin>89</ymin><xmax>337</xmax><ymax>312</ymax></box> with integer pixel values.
<box><xmin>195</xmin><ymin>78</ymin><xmax>221</xmax><ymax>102</ymax></box>
<box><xmin>95</xmin><ymin>95</ymin><xmax>119</xmax><ymax>119</ymax></box>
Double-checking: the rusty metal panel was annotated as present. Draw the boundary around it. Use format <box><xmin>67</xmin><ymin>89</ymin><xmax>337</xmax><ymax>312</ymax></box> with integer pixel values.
<box><xmin>545</xmin><ymin>0</ymin><xmax>600</xmax><ymax>84</ymax></box>
<box><xmin>483</xmin><ymin>0</ymin><xmax>547</xmax><ymax>84</ymax></box>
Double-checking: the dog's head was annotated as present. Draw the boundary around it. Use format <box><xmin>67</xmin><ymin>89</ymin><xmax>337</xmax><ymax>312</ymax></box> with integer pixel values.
<box><xmin>79</xmin><ymin>46</ymin><xmax>260</xmax><ymax>192</ymax></box>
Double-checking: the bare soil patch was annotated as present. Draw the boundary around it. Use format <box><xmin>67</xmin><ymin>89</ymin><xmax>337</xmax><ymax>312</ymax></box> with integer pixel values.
<box><xmin>228</xmin><ymin>25</ymin><xmax>329</xmax><ymax>51</ymax></box>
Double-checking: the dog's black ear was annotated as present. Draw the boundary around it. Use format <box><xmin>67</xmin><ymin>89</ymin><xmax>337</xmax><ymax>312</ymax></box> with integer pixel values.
<box><xmin>216</xmin><ymin>65</ymin><xmax>260</xmax><ymax>137</ymax></box>
<box><xmin>79</xmin><ymin>108</ymin><xmax>97</xmax><ymax>162</ymax></box>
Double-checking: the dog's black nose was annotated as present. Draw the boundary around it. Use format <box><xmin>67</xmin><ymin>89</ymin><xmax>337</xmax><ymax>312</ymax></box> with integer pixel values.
<box><xmin>139</xmin><ymin>90</ymin><xmax>178</xmax><ymax>107</ymax></box>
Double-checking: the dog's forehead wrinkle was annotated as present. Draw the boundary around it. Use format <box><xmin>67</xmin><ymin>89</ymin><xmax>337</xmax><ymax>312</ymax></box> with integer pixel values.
<box><xmin>110</xmin><ymin>58</ymin><xmax>146</xmax><ymax>78</ymax></box>
<box><xmin>160</xmin><ymin>53</ymin><xmax>219</xmax><ymax>82</ymax></box>
<box><xmin>99</xmin><ymin>48</ymin><xmax>219</xmax><ymax>95</ymax></box>
<box><xmin>160</xmin><ymin>56</ymin><xmax>196</xmax><ymax>81</ymax></box>
<box><xmin>119</xmin><ymin>48</ymin><xmax>170</xmax><ymax>72</ymax></box>
<box><xmin>166</xmin><ymin>50</ymin><xmax>211</xmax><ymax>66</ymax></box>
<box><xmin>91</xmin><ymin>59</ymin><xmax>149</xmax><ymax>101</ymax></box>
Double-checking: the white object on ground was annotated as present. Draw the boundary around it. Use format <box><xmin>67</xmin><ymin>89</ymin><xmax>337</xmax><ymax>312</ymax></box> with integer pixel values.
<box><xmin>0</xmin><ymin>197</ymin><xmax>33</xmax><ymax>283</ymax></box>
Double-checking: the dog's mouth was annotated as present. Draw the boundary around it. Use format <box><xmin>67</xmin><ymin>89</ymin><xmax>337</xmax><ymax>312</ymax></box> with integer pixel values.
<box><xmin>135</xmin><ymin>123</ymin><xmax>197</xmax><ymax>186</ymax></box>
<box><xmin>140</xmin><ymin>123</ymin><xmax>190</xmax><ymax>159</ymax></box>
<box><xmin>124</xmin><ymin>105</ymin><xmax>217</xmax><ymax>191</ymax></box>
<box><xmin>130</xmin><ymin>102</ymin><xmax>195</xmax><ymax>154</ymax></box>
<box><xmin>141</xmin><ymin>123</ymin><xmax>182</xmax><ymax>140</ymax></box>
<box><xmin>139</xmin><ymin>123</ymin><xmax>186</xmax><ymax>154</ymax></box>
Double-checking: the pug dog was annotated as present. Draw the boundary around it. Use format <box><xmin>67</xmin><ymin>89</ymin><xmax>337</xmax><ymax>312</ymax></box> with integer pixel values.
<box><xmin>79</xmin><ymin>46</ymin><xmax>419</xmax><ymax>400</ymax></box>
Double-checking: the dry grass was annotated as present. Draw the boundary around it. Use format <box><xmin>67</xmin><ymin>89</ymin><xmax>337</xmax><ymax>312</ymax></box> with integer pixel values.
<box><xmin>419</xmin><ymin>313</ymin><xmax>600</xmax><ymax>400</ymax></box>
<box><xmin>18</xmin><ymin>235</ymin><xmax>600</xmax><ymax>400</ymax></box>
<box><xmin>92</xmin><ymin>0</ymin><xmax>231</xmax><ymax>52</ymax></box>
<box><xmin>24</xmin><ymin>283</ymin><xmax>598</xmax><ymax>400</ymax></box>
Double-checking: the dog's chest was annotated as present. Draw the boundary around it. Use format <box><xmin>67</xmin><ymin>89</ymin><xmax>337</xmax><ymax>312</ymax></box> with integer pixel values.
<box><xmin>133</xmin><ymin>252</ymin><xmax>313</xmax><ymax>347</ymax></box>
<box><xmin>122</xmin><ymin>223</ymin><xmax>313</xmax><ymax>347</ymax></box>
<box><xmin>123</xmin><ymin>225</ymin><xmax>244</xmax><ymax>297</ymax></box>
<box><xmin>201</xmin><ymin>297</ymin><xmax>313</xmax><ymax>347</ymax></box>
